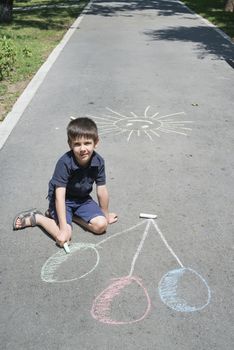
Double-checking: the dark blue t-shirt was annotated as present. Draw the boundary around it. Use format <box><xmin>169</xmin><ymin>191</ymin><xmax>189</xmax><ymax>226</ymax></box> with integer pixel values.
<box><xmin>48</xmin><ymin>150</ymin><xmax>106</xmax><ymax>201</ymax></box>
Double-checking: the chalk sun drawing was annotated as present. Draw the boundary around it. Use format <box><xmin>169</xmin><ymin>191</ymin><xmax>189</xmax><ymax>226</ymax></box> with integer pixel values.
<box><xmin>86</xmin><ymin>106</ymin><xmax>193</xmax><ymax>142</ymax></box>
<box><xmin>41</xmin><ymin>218</ymin><xmax>211</xmax><ymax>324</ymax></box>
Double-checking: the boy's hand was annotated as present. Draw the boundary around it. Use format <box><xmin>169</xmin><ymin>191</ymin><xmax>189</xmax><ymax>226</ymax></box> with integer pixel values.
<box><xmin>108</xmin><ymin>212</ymin><xmax>118</xmax><ymax>224</ymax></box>
<box><xmin>56</xmin><ymin>228</ymin><xmax>71</xmax><ymax>247</ymax></box>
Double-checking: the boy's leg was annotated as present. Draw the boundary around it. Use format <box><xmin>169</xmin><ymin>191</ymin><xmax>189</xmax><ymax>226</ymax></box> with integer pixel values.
<box><xmin>73</xmin><ymin>215</ymin><xmax>107</xmax><ymax>234</ymax></box>
<box><xmin>72</xmin><ymin>198</ymin><xmax>108</xmax><ymax>234</ymax></box>
<box><xmin>14</xmin><ymin>210</ymin><xmax>72</xmax><ymax>243</ymax></box>
<box><xmin>42</xmin><ymin>200</ymin><xmax>73</xmax><ymax>243</ymax></box>
<box><xmin>36</xmin><ymin>215</ymin><xmax>72</xmax><ymax>243</ymax></box>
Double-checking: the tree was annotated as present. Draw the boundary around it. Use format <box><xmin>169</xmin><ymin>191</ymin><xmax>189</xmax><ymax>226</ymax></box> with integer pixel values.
<box><xmin>0</xmin><ymin>0</ymin><xmax>13</xmax><ymax>23</ymax></box>
<box><xmin>225</xmin><ymin>0</ymin><xmax>234</xmax><ymax>12</ymax></box>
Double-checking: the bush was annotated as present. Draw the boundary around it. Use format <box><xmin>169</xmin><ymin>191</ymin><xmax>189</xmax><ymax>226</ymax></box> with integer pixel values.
<box><xmin>0</xmin><ymin>35</ymin><xmax>16</xmax><ymax>80</ymax></box>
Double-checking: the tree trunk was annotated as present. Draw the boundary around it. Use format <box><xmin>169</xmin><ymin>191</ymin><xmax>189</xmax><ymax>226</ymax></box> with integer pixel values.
<box><xmin>225</xmin><ymin>0</ymin><xmax>234</xmax><ymax>12</ymax></box>
<box><xmin>0</xmin><ymin>0</ymin><xmax>13</xmax><ymax>23</ymax></box>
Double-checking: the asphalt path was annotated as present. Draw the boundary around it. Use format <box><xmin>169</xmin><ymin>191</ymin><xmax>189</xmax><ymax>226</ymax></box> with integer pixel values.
<box><xmin>0</xmin><ymin>0</ymin><xmax>234</xmax><ymax>349</ymax></box>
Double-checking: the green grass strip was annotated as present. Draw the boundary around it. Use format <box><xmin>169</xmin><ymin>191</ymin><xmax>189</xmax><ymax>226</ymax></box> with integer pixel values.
<box><xmin>181</xmin><ymin>0</ymin><xmax>234</xmax><ymax>39</ymax></box>
<box><xmin>0</xmin><ymin>0</ymin><xmax>89</xmax><ymax>120</ymax></box>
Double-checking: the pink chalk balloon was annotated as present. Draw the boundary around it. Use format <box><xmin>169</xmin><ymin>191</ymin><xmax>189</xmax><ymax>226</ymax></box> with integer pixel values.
<box><xmin>91</xmin><ymin>276</ymin><xmax>151</xmax><ymax>325</ymax></box>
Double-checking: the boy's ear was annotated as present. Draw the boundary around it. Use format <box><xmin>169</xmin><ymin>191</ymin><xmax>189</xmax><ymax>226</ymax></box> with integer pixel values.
<box><xmin>68</xmin><ymin>139</ymin><xmax>72</xmax><ymax>148</ymax></box>
<box><xmin>94</xmin><ymin>138</ymin><xmax>99</xmax><ymax>148</ymax></box>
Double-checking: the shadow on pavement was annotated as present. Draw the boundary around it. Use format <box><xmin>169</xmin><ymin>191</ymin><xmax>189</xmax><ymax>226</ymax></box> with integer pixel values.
<box><xmin>87</xmin><ymin>0</ymin><xmax>234</xmax><ymax>62</ymax></box>
<box><xmin>144</xmin><ymin>26</ymin><xmax>234</xmax><ymax>61</ymax></box>
<box><xmin>87</xmin><ymin>0</ymin><xmax>189</xmax><ymax>17</ymax></box>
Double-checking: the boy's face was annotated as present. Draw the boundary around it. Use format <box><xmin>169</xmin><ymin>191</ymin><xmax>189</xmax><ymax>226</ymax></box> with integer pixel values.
<box><xmin>68</xmin><ymin>136</ymin><xmax>98</xmax><ymax>167</ymax></box>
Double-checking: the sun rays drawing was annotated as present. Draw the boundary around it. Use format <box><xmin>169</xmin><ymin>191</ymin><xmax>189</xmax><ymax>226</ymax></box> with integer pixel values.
<box><xmin>86</xmin><ymin>106</ymin><xmax>193</xmax><ymax>142</ymax></box>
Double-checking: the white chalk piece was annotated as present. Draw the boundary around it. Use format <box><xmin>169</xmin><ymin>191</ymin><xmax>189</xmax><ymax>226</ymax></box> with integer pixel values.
<box><xmin>63</xmin><ymin>242</ymin><xmax>70</xmax><ymax>254</ymax></box>
<box><xmin>139</xmin><ymin>213</ymin><xmax>157</xmax><ymax>219</ymax></box>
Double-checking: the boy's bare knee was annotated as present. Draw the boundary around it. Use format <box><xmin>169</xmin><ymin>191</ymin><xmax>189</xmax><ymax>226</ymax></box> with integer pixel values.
<box><xmin>91</xmin><ymin>216</ymin><xmax>108</xmax><ymax>234</ymax></box>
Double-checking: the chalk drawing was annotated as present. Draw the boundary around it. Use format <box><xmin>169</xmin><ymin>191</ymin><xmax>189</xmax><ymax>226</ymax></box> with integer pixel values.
<box><xmin>41</xmin><ymin>243</ymin><xmax>99</xmax><ymax>283</ymax></box>
<box><xmin>41</xmin><ymin>218</ymin><xmax>211</xmax><ymax>324</ymax></box>
<box><xmin>86</xmin><ymin>106</ymin><xmax>193</xmax><ymax>142</ymax></box>
<box><xmin>91</xmin><ymin>276</ymin><xmax>151</xmax><ymax>325</ymax></box>
<box><xmin>151</xmin><ymin>220</ymin><xmax>211</xmax><ymax>313</ymax></box>
<box><xmin>41</xmin><ymin>220</ymin><xmax>146</xmax><ymax>283</ymax></box>
<box><xmin>158</xmin><ymin>267</ymin><xmax>211</xmax><ymax>312</ymax></box>
<box><xmin>91</xmin><ymin>220</ymin><xmax>151</xmax><ymax>324</ymax></box>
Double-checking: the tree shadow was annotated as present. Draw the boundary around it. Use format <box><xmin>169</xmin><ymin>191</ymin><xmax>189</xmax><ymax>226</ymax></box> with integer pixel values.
<box><xmin>86</xmin><ymin>0</ymin><xmax>190</xmax><ymax>17</ymax></box>
<box><xmin>10</xmin><ymin>0</ymin><xmax>234</xmax><ymax>62</ymax></box>
<box><xmin>144</xmin><ymin>26</ymin><xmax>234</xmax><ymax>61</ymax></box>
<box><xmin>86</xmin><ymin>0</ymin><xmax>233</xmax><ymax>61</ymax></box>
<box><xmin>11</xmin><ymin>7</ymin><xmax>83</xmax><ymax>30</ymax></box>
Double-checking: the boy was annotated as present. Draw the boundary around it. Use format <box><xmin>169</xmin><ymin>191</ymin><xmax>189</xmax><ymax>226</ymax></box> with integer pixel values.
<box><xmin>13</xmin><ymin>117</ymin><xmax>118</xmax><ymax>248</ymax></box>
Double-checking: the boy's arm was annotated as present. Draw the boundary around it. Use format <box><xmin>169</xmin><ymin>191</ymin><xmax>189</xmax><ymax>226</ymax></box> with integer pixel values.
<box><xmin>96</xmin><ymin>185</ymin><xmax>118</xmax><ymax>224</ymax></box>
<box><xmin>55</xmin><ymin>186</ymin><xmax>70</xmax><ymax>245</ymax></box>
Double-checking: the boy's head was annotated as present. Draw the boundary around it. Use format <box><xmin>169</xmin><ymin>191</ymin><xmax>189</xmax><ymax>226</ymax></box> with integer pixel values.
<box><xmin>67</xmin><ymin>117</ymin><xmax>99</xmax><ymax>166</ymax></box>
<box><xmin>67</xmin><ymin>117</ymin><xmax>99</xmax><ymax>145</ymax></box>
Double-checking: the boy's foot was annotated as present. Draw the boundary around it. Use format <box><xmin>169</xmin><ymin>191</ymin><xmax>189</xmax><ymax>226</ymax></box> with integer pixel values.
<box><xmin>13</xmin><ymin>209</ymin><xmax>43</xmax><ymax>230</ymax></box>
<box><xmin>108</xmin><ymin>212</ymin><xmax>118</xmax><ymax>224</ymax></box>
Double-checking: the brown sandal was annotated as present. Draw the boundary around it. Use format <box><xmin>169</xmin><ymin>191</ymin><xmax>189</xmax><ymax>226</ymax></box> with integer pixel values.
<box><xmin>13</xmin><ymin>209</ymin><xmax>43</xmax><ymax>230</ymax></box>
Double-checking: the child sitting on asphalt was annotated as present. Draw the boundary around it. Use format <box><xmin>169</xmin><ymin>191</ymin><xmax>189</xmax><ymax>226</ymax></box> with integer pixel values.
<box><xmin>13</xmin><ymin>117</ymin><xmax>118</xmax><ymax>248</ymax></box>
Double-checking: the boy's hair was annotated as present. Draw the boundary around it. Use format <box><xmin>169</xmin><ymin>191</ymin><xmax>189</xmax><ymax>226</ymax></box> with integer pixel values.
<box><xmin>67</xmin><ymin>117</ymin><xmax>99</xmax><ymax>143</ymax></box>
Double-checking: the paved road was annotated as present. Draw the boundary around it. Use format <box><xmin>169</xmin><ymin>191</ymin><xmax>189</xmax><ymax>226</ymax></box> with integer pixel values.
<box><xmin>0</xmin><ymin>1</ymin><xmax>234</xmax><ymax>349</ymax></box>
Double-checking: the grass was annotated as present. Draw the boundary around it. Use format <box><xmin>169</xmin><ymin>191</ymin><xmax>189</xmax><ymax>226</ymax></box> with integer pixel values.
<box><xmin>181</xmin><ymin>0</ymin><xmax>234</xmax><ymax>39</ymax></box>
<box><xmin>0</xmin><ymin>0</ymin><xmax>88</xmax><ymax>121</ymax></box>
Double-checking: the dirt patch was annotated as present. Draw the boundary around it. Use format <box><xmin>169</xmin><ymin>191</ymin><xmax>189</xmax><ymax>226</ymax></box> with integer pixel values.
<box><xmin>0</xmin><ymin>79</ymin><xmax>30</xmax><ymax>122</ymax></box>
